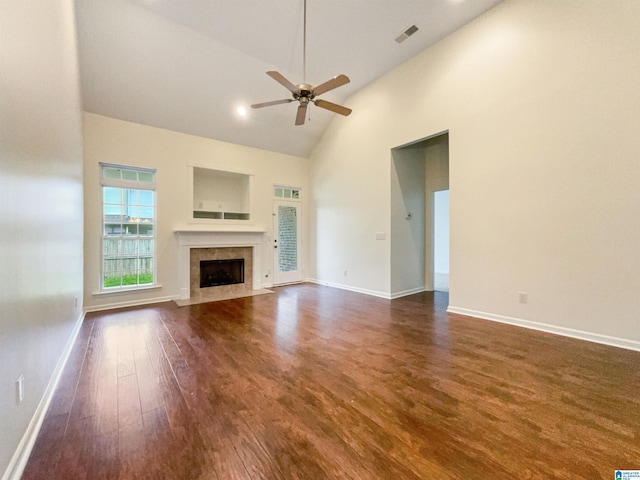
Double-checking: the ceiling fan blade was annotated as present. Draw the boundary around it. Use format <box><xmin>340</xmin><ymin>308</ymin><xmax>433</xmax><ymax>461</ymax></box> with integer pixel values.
<box><xmin>295</xmin><ymin>104</ymin><xmax>308</xmax><ymax>125</ymax></box>
<box><xmin>314</xmin><ymin>99</ymin><xmax>352</xmax><ymax>116</ymax></box>
<box><xmin>251</xmin><ymin>99</ymin><xmax>294</xmax><ymax>109</ymax></box>
<box><xmin>266</xmin><ymin>71</ymin><xmax>298</xmax><ymax>94</ymax></box>
<box><xmin>313</xmin><ymin>74</ymin><xmax>350</xmax><ymax>96</ymax></box>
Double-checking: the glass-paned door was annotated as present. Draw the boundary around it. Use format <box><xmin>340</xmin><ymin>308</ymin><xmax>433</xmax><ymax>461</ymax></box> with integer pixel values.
<box><xmin>273</xmin><ymin>200</ymin><xmax>302</xmax><ymax>285</ymax></box>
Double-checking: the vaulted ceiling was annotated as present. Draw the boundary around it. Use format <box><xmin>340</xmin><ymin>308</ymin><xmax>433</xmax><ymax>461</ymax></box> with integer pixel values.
<box><xmin>75</xmin><ymin>0</ymin><xmax>502</xmax><ymax>158</ymax></box>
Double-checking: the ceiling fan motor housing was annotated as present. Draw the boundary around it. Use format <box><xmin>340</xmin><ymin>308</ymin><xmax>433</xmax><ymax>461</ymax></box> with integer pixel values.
<box><xmin>295</xmin><ymin>84</ymin><xmax>314</xmax><ymax>100</ymax></box>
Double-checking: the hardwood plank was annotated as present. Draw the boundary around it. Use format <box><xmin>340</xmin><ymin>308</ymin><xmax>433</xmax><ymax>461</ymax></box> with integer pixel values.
<box><xmin>116</xmin><ymin>372</ymin><xmax>144</xmax><ymax>478</ymax></box>
<box><xmin>20</xmin><ymin>413</ymin><xmax>68</xmax><ymax>478</ymax></box>
<box><xmin>44</xmin><ymin>316</ymin><xmax>94</xmax><ymax>418</ymax></box>
<box><xmin>23</xmin><ymin>285</ymin><xmax>640</xmax><ymax>480</ymax></box>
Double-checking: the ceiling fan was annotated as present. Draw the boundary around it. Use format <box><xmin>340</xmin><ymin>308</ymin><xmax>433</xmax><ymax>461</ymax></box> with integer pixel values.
<box><xmin>251</xmin><ymin>0</ymin><xmax>352</xmax><ymax>126</ymax></box>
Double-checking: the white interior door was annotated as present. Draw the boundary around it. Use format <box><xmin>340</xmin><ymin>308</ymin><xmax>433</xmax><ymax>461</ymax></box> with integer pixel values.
<box><xmin>273</xmin><ymin>200</ymin><xmax>302</xmax><ymax>285</ymax></box>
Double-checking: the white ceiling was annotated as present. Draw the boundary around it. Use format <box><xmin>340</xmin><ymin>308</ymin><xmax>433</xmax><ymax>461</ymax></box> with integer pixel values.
<box><xmin>75</xmin><ymin>0</ymin><xmax>503</xmax><ymax>158</ymax></box>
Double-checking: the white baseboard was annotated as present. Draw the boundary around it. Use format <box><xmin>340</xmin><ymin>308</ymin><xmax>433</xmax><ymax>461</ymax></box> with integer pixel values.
<box><xmin>447</xmin><ymin>306</ymin><xmax>640</xmax><ymax>352</ymax></box>
<box><xmin>83</xmin><ymin>294</ymin><xmax>179</xmax><ymax>313</ymax></box>
<box><xmin>305</xmin><ymin>279</ymin><xmax>427</xmax><ymax>300</ymax></box>
<box><xmin>2</xmin><ymin>312</ymin><xmax>85</xmax><ymax>480</ymax></box>
<box><xmin>305</xmin><ymin>279</ymin><xmax>429</xmax><ymax>301</ymax></box>
<box><xmin>269</xmin><ymin>280</ymin><xmax>304</xmax><ymax>287</ymax></box>
<box><xmin>306</xmin><ymin>278</ymin><xmax>391</xmax><ymax>299</ymax></box>
<box><xmin>390</xmin><ymin>286</ymin><xmax>426</xmax><ymax>299</ymax></box>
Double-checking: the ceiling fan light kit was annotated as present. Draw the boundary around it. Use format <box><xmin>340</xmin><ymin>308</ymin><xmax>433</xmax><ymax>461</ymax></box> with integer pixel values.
<box><xmin>251</xmin><ymin>0</ymin><xmax>352</xmax><ymax>125</ymax></box>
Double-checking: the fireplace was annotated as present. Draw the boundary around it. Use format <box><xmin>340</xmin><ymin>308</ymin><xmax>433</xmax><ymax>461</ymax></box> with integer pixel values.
<box><xmin>175</xmin><ymin>228</ymin><xmax>265</xmax><ymax>301</ymax></box>
<box><xmin>189</xmin><ymin>246</ymin><xmax>253</xmax><ymax>300</ymax></box>
<box><xmin>200</xmin><ymin>258</ymin><xmax>244</xmax><ymax>288</ymax></box>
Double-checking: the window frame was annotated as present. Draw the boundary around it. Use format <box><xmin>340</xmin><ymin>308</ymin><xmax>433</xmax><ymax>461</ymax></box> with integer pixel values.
<box><xmin>274</xmin><ymin>185</ymin><xmax>301</xmax><ymax>201</ymax></box>
<box><xmin>99</xmin><ymin>163</ymin><xmax>157</xmax><ymax>292</ymax></box>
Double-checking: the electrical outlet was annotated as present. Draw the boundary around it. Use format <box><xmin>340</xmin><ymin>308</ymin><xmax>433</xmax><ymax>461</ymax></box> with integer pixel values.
<box><xmin>343</xmin><ymin>269</ymin><xmax>348</xmax><ymax>276</ymax></box>
<box><xmin>16</xmin><ymin>375</ymin><xmax>24</xmax><ymax>404</ymax></box>
<box><xmin>518</xmin><ymin>292</ymin><xmax>528</xmax><ymax>304</ymax></box>
<box><xmin>74</xmin><ymin>296</ymin><xmax>78</xmax><ymax>308</ymax></box>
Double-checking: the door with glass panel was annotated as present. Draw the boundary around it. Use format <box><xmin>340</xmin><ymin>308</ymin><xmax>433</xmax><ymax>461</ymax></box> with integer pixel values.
<box><xmin>273</xmin><ymin>196</ymin><xmax>302</xmax><ymax>285</ymax></box>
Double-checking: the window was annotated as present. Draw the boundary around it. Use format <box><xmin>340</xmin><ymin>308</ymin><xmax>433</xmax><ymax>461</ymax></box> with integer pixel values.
<box><xmin>274</xmin><ymin>186</ymin><xmax>300</xmax><ymax>199</ymax></box>
<box><xmin>101</xmin><ymin>164</ymin><xmax>156</xmax><ymax>290</ymax></box>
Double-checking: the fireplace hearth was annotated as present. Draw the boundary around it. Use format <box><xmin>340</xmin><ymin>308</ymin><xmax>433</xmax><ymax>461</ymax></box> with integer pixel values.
<box><xmin>200</xmin><ymin>258</ymin><xmax>244</xmax><ymax>288</ymax></box>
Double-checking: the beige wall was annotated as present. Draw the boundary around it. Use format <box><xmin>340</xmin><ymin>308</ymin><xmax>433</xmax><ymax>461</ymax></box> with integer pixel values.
<box><xmin>310</xmin><ymin>0</ymin><xmax>640</xmax><ymax>346</ymax></box>
<box><xmin>390</xmin><ymin>145</ymin><xmax>426</xmax><ymax>296</ymax></box>
<box><xmin>83</xmin><ymin>113</ymin><xmax>309</xmax><ymax>310</ymax></box>
<box><xmin>0</xmin><ymin>0</ymin><xmax>85</xmax><ymax>476</ymax></box>
<box><xmin>424</xmin><ymin>136</ymin><xmax>450</xmax><ymax>291</ymax></box>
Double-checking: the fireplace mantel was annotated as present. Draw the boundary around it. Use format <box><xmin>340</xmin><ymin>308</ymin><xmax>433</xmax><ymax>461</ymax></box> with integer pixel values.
<box><xmin>174</xmin><ymin>224</ymin><xmax>266</xmax><ymax>234</ymax></box>
<box><xmin>175</xmin><ymin>226</ymin><xmax>265</xmax><ymax>300</ymax></box>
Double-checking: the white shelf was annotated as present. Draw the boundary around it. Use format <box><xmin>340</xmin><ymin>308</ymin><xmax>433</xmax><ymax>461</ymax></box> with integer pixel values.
<box><xmin>192</xmin><ymin>167</ymin><xmax>251</xmax><ymax>221</ymax></box>
<box><xmin>174</xmin><ymin>224</ymin><xmax>266</xmax><ymax>233</ymax></box>
<box><xmin>193</xmin><ymin>210</ymin><xmax>250</xmax><ymax>220</ymax></box>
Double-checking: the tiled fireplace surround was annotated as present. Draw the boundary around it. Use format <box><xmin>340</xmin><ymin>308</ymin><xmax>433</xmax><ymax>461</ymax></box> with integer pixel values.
<box><xmin>175</xmin><ymin>229</ymin><xmax>264</xmax><ymax>301</ymax></box>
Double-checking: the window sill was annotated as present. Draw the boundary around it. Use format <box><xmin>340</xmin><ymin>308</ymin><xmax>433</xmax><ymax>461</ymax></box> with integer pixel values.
<box><xmin>93</xmin><ymin>284</ymin><xmax>163</xmax><ymax>296</ymax></box>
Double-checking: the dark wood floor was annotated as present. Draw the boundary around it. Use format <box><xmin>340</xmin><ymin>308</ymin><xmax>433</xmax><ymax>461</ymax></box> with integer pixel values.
<box><xmin>23</xmin><ymin>284</ymin><xmax>640</xmax><ymax>479</ymax></box>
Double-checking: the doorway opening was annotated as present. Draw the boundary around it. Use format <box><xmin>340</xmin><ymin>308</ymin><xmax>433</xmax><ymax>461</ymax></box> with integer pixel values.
<box><xmin>390</xmin><ymin>132</ymin><xmax>450</xmax><ymax>297</ymax></box>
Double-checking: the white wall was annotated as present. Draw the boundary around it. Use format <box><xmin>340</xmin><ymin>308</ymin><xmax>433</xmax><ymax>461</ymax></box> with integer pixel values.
<box><xmin>424</xmin><ymin>135</ymin><xmax>450</xmax><ymax>291</ymax></box>
<box><xmin>0</xmin><ymin>0</ymin><xmax>84</xmax><ymax>477</ymax></box>
<box><xmin>390</xmin><ymin>146</ymin><xmax>426</xmax><ymax>297</ymax></box>
<box><xmin>309</xmin><ymin>111</ymin><xmax>393</xmax><ymax>297</ymax></box>
<box><xmin>310</xmin><ymin>0</ymin><xmax>640</xmax><ymax>345</ymax></box>
<box><xmin>83</xmin><ymin>113</ymin><xmax>309</xmax><ymax>310</ymax></box>
<box><xmin>433</xmin><ymin>190</ymin><xmax>450</xmax><ymax>292</ymax></box>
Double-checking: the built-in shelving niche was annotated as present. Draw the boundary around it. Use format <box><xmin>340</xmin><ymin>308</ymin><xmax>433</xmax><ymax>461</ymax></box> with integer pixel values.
<box><xmin>192</xmin><ymin>167</ymin><xmax>251</xmax><ymax>222</ymax></box>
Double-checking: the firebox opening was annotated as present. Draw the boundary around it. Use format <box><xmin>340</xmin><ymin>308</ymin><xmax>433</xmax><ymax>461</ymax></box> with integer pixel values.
<box><xmin>200</xmin><ymin>258</ymin><xmax>244</xmax><ymax>288</ymax></box>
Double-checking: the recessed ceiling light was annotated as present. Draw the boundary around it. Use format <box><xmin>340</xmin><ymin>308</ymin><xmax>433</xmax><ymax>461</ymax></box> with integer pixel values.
<box><xmin>236</xmin><ymin>106</ymin><xmax>247</xmax><ymax>117</ymax></box>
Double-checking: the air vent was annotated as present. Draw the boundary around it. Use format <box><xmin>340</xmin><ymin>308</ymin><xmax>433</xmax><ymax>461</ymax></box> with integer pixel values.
<box><xmin>395</xmin><ymin>24</ymin><xmax>419</xmax><ymax>44</ymax></box>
